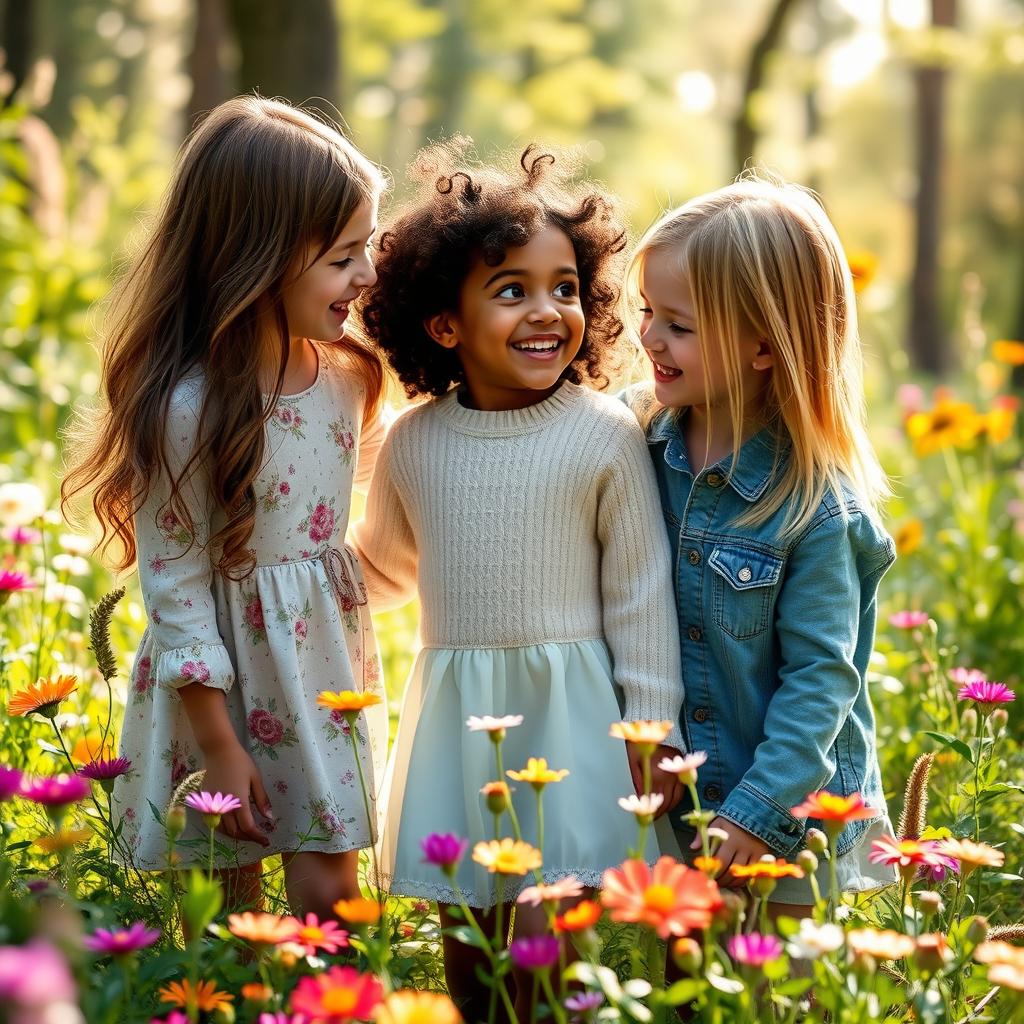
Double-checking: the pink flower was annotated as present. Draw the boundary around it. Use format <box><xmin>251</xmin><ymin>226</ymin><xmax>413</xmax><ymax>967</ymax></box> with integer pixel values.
<box><xmin>158</xmin><ymin>510</ymin><xmax>180</xmax><ymax>532</ymax></box>
<box><xmin>728</xmin><ymin>932</ymin><xmax>784</xmax><ymax>967</ymax></box>
<box><xmin>276</xmin><ymin>407</ymin><xmax>294</xmax><ymax>426</ymax></box>
<box><xmin>279</xmin><ymin>482</ymin><xmax>290</xmax><ymax>495</ymax></box>
<box><xmin>421</xmin><ymin>833</ymin><xmax>469</xmax><ymax>872</ymax></box>
<box><xmin>949</xmin><ymin>667</ymin><xmax>987</xmax><ymax>686</ymax></box>
<box><xmin>248</xmin><ymin>709</ymin><xmax>285</xmax><ymax>746</ymax></box>
<box><xmin>134</xmin><ymin>656</ymin><xmax>153</xmax><ymax>694</ymax></box>
<box><xmin>245</xmin><ymin>595</ymin><xmax>266</xmax><ymax>632</ymax></box>
<box><xmin>185</xmin><ymin>791</ymin><xmax>242</xmax><ymax>825</ymax></box>
<box><xmin>84</xmin><ymin>922</ymin><xmax>160</xmax><ymax>955</ymax></box>
<box><xmin>20</xmin><ymin>774</ymin><xmax>90</xmax><ymax>808</ymax></box>
<box><xmin>294</xmin><ymin>619</ymin><xmax>307</xmax><ymax>640</ymax></box>
<box><xmin>78</xmin><ymin>757</ymin><xmax>132</xmax><ymax>782</ymax></box>
<box><xmin>957</xmin><ymin>681</ymin><xmax>1015</xmax><ymax>708</ymax></box>
<box><xmin>0</xmin><ymin>766</ymin><xmax>23</xmax><ymax>802</ymax></box>
<box><xmin>889</xmin><ymin>610</ymin><xmax>929</xmax><ymax>629</ymax></box>
<box><xmin>2</xmin><ymin>525</ymin><xmax>42</xmax><ymax>544</ymax></box>
<box><xmin>286</xmin><ymin>913</ymin><xmax>349</xmax><ymax>956</ymax></box>
<box><xmin>0</xmin><ymin>570</ymin><xmax>34</xmax><ymax>601</ymax></box>
<box><xmin>307</xmin><ymin>502</ymin><xmax>335</xmax><ymax>544</ymax></box>
<box><xmin>148</xmin><ymin>557</ymin><xmax>166</xmax><ymax>575</ymax></box>
<box><xmin>0</xmin><ymin>939</ymin><xmax>78</xmax><ymax>1006</ymax></box>
<box><xmin>509</xmin><ymin>935</ymin><xmax>560</xmax><ymax>971</ymax></box>
<box><xmin>290</xmin><ymin>966</ymin><xmax>382</xmax><ymax>1022</ymax></box>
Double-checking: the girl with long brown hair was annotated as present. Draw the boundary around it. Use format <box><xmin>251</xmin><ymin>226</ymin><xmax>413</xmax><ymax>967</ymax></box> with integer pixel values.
<box><xmin>63</xmin><ymin>96</ymin><xmax>388</xmax><ymax>916</ymax></box>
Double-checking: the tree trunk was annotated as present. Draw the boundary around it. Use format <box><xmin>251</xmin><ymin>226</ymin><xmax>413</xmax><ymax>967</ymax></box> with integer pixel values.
<box><xmin>1</xmin><ymin>0</ymin><xmax>35</xmax><ymax>106</ymax></box>
<box><xmin>733</xmin><ymin>0</ymin><xmax>801</xmax><ymax>174</ymax></box>
<box><xmin>187</xmin><ymin>0</ymin><xmax>231</xmax><ymax>130</ymax></box>
<box><xmin>227</xmin><ymin>0</ymin><xmax>339</xmax><ymax>115</ymax></box>
<box><xmin>908</xmin><ymin>0</ymin><xmax>957</xmax><ymax>376</ymax></box>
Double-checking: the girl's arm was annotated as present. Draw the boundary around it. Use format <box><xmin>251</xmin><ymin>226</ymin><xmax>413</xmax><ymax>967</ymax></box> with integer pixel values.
<box><xmin>715</xmin><ymin>510</ymin><xmax>895</xmax><ymax>856</ymax></box>
<box><xmin>351</xmin><ymin>426</ymin><xmax>418</xmax><ymax>608</ymax></box>
<box><xmin>353</xmin><ymin>398</ymin><xmax>391</xmax><ymax>495</ymax></box>
<box><xmin>596</xmin><ymin>419</ymin><xmax>686</xmax><ymax>753</ymax></box>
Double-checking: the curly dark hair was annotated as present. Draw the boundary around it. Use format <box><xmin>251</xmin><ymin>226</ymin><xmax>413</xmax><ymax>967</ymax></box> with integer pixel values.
<box><xmin>359</xmin><ymin>138</ymin><xmax>628</xmax><ymax>398</ymax></box>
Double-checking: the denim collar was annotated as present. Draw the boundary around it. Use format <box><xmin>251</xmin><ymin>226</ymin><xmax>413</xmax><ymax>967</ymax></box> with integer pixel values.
<box><xmin>647</xmin><ymin>409</ymin><xmax>786</xmax><ymax>503</ymax></box>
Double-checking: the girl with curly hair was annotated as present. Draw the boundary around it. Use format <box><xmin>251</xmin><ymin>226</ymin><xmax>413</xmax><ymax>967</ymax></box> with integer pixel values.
<box><xmin>353</xmin><ymin>141</ymin><xmax>685</xmax><ymax>1015</ymax></box>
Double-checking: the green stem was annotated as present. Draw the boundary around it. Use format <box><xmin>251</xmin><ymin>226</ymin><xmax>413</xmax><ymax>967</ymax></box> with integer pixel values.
<box><xmin>540</xmin><ymin>969</ymin><xmax>568</xmax><ymax>1024</ymax></box>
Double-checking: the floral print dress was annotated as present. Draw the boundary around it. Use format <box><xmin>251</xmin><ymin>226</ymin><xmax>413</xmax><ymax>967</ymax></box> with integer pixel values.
<box><xmin>114</xmin><ymin>345</ymin><xmax>388</xmax><ymax>869</ymax></box>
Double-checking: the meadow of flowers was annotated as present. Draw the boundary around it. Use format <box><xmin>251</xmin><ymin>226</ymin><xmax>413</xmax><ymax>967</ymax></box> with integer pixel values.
<box><xmin>1</xmin><ymin>338</ymin><xmax>1023</xmax><ymax>1023</ymax></box>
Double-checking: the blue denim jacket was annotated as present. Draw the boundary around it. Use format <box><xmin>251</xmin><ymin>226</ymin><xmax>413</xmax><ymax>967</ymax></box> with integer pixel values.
<box><xmin>643</xmin><ymin>406</ymin><xmax>895</xmax><ymax>858</ymax></box>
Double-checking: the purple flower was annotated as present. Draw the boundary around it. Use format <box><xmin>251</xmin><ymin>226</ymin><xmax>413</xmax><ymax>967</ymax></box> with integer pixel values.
<box><xmin>728</xmin><ymin>932</ymin><xmax>784</xmax><ymax>967</ymax></box>
<box><xmin>0</xmin><ymin>765</ymin><xmax>23</xmax><ymax>802</ymax></box>
<box><xmin>565</xmin><ymin>991</ymin><xmax>604</xmax><ymax>1014</ymax></box>
<box><xmin>20</xmin><ymin>774</ymin><xmax>90</xmax><ymax>808</ymax></box>
<box><xmin>420</xmin><ymin>832</ymin><xmax>469</xmax><ymax>872</ymax></box>
<box><xmin>957</xmin><ymin>681</ymin><xmax>1015</xmax><ymax>708</ymax></box>
<box><xmin>84</xmin><ymin>922</ymin><xmax>160</xmax><ymax>955</ymax></box>
<box><xmin>78</xmin><ymin>757</ymin><xmax>132</xmax><ymax>782</ymax></box>
<box><xmin>0</xmin><ymin>939</ymin><xmax>78</xmax><ymax>1006</ymax></box>
<box><xmin>185</xmin><ymin>790</ymin><xmax>242</xmax><ymax>817</ymax></box>
<box><xmin>920</xmin><ymin>852</ymin><xmax>959</xmax><ymax>884</ymax></box>
<box><xmin>509</xmin><ymin>935</ymin><xmax>560</xmax><ymax>972</ymax></box>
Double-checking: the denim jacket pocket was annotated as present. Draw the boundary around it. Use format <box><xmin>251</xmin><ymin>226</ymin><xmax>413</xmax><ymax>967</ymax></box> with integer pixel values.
<box><xmin>708</xmin><ymin>544</ymin><xmax>783</xmax><ymax>640</ymax></box>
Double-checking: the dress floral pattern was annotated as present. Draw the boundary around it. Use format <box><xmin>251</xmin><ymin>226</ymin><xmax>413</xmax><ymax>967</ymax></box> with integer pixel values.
<box><xmin>113</xmin><ymin>345</ymin><xmax>388</xmax><ymax>869</ymax></box>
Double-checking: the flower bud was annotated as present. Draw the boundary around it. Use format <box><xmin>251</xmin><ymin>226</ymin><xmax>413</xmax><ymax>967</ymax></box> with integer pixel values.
<box><xmin>715</xmin><ymin>890</ymin><xmax>746</xmax><ymax>929</ymax></box>
<box><xmin>805</xmin><ymin>828</ymin><xmax>828</xmax><ymax>855</ymax></box>
<box><xmin>916</xmin><ymin>890</ymin><xmax>943</xmax><ymax>918</ymax></box>
<box><xmin>990</xmin><ymin>709</ymin><xmax>1009</xmax><ymax>735</ymax></box>
<box><xmin>966</xmin><ymin>916</ymin><xmax>989</xmax><ymax>944</ymax></box>
<box><xmin>914</xmin><ymin>933</ymin><xmax>952</xmax><ymax>974</ymax></box>
<box><xmin>796</xmin><ymin>850</ymin><xmax>819</xmax><ymax>874</ymax></box>
<box><xmin>672</xmin><ymin>937</ymin><xmax>703</xmax><ymax>975</ymax></box>
<box><xmin>960</xmin><ymin>708</ymin><xmax>978</xmax><ymax>733</ymax></box>
<box><xmin>480</xmin><ymin>781</ymin><xmax>512</xmax><ymax>816</ymax></box>
<box><xmin>213</xmin><ymin>1004</ymin><xmax>236</xmax><ymax>1024</ymax></box>
<box><xmin>165</xmin><ymin>804</ymin><xmax>187</xmax><ymax>840</ymax></box>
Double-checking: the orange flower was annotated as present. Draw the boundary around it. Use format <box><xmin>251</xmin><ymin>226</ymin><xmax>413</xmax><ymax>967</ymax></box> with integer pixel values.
<box><xmin>33</xmin><ymin>828</ymin><xmax>92</xmax><ymax>853</ymax></box>
<box><xmin>506</xmin><ymin>757</ymin><xmax>569</xmax><ymax>788</ymax></box>
<box><xmin>601</xmin><ymin>855</ymin><xmax>723</xmax><ymax>938</ymax></box>
<box><xmin>333</xmin><ymin>897</ymin><xmax>382</xmax><ymax>925</ymax></box>
<box><xmin>993</xmin><ymin>339</ymin><xmax>1024</xmax><ymax>366</ymax></box>
<box><xmin>554</xmin><ymin>899</ymin><xmax>602</xmax><ymax>933</ymax></box>
<box><xmin>317</xmin><ymin>690</ymin><xmax>383</xmax><ymax>713</ymax></box>
<box><xmin>847</xmin><ymin>250</ymin><xmax>878</xmax><ymax>293</ymax></box>
<box><xmin>71</xmin><ymin>733</ymin><xmax>116</xmax><ymax>765</ymax></box>
<box><xmin>8</xmin><ymin>675</ymin><xmax>78</xmax><ymax>718</ymax></box>
<box><xmin>730</xmin><ymin>858</ymin><xmax>804</xmax><ymax>881</ymax></box>
<box><xmin>791</xmin><ymin>791</ymin><xmax>878</xmax><ymax>830</ymax></box>
<box><xmin>847</xmin><ymin>928</ymin><xmax>915</xmax><ymax>961</ymax></box>
<box><xmin>158</xmin><ymin>978</ymin><xmax>234</xmax><ymax>1013</ymax></box>
<box><xmin>906</xmin><ymin>399</ymin><xmax>983</xmax><ymax>456</ymax></box>
<box><xmin>228</xmin><ymin>911</ymin><xmax>300</xmax><ymax>946</ymax></box>
<box><xmin>375</xmin><ymin>990</ymin><xmax>463</xmax><ymax>1024</ymax></box>
<box><xmin>975</xmin><ymin>941</ymin><xmax>1024</xmax><ymax>966</ymax></box>
<box><xmin>472</xmin><ymin>838</ymin><xmax>542</xmax><ymax>876</ymax></box>
<box><xmin>241</xmin><ymin>982</ymin><xmax>273</xmax><ymax>1003</ymax></box>
<box><xmin>982</xmin><ymin>404</ymin><xmax>1016</xmax><ymax>444</ymax></box>
<box><xmin>609</xmin><ymin>720</ymin><xmax>673</xmax><ymax>748</ymax></box>
<box><xmin>988</xmin><ymin>962</ymin><xmax>1024</xmax><ymax>992</ymax></box>
<box><xmin>693</xmin><ymin>856</ymin><xmax>722</xmax><ymax>876</ymax></box>
<box><xmin>893</xmin><ymin>519</ymin><xmax>924</xmax><ymax>557</ymax></box>
<box><xmin>938</xmin><ymin>838</ymin><xmax>1005</xmax><ymax>874</ymax></box>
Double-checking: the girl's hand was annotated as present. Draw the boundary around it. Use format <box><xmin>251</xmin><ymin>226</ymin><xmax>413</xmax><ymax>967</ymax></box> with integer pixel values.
<box><xmin>625</xmin><ymin>742</ymin><xmax>684</xmax><ymax>817</ymax></box>
<box><xmin>201</xmin><ymin>737</ymin><xmax>274</xmax><ymax>847</ymax></box>
<box><xmin>692</xmin><ymin>815</ymin><xmax>772</xmax><ymax>887</ymax></box>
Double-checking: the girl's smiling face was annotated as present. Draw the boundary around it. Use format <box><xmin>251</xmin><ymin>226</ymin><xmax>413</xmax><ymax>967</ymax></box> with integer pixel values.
<box><xmin>426</xmin><ymin>224</ymin><xmax>585</xmax><ymax>411</ymax></box>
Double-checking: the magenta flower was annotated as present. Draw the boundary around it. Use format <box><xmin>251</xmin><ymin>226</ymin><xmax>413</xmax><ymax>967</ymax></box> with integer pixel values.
<box><xmin>0</xmin><ymin>765</ymin><xmax>23</xmax><ymax>802</ymax></box>
<box><xmin>84</xmin><ymin>922</ymin><xmax>160</xmax><ymax>955</ymax></box>
<box><xmin>728</xmin><ymin>932</ymin><xmax>784</xmax><ymax>967</ymax></box>
<box><xmin>957</xmin><ymin>681</ymin><xmax>1015</xmax><ymax>709</ymax></box>
<box><xmin>509</xmin><ymin>935</ymin><xmax>560</xmax><ymax>971</ymax></box>
<box><xmin>2</xmin><ymin>525</ymin><xmax>42</xmax><ymax>544</ymax></box>
<box><xmin>949</xmin><ymin>667</ymin><xmax>986</xmax><ymax>686</ymax></box>
<box><xmin>421</xmin><ymin>832</ymin><xmax>469</xmax><ymax>873</ymax></box>
<box><xmin>889</xmin><ymin>610</ymin><xmax>929</xmax><ymax>629</ymax></box>
<box><xmin>20</xmin><ymin>774</ymin><xmax>90</xmax><ymax>808</ymax></box>
<box><xmin>185</xmin><ymin>790</ymin><xmax>241</xmax><ymax>827</ymax></box>
<box><xmin>920</xmin><ymin>852</ymin><xmax>960</xmax><ymax>884</ymax></box>
<box><xmin>565</xmin><ymin>992</ymin><xmax>605</xmax><ymax>1014</ymax></box>
<box><xmin>151</xmin><ymin>1014</ymin><xmax>190</xmax><ymax>1024</ymax></box>
<box><xmin>0</xmin><ymin>570</ymin><xmax>33</xmax><ymax>593</ymax></box>
<box><xmin>79</xmin><ymin>757</ymin><xmax>132</xmax><ymax>783</ymax></box>
<box><xmin>0</xmin><ymin>939</ymin><xmax>78</xmax><ymax>1006</ymax></box>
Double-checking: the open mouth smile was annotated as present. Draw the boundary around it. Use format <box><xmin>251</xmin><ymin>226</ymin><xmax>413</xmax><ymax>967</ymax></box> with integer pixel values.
<box><xmin>511</xmin><ymin>335</ymin><xmax>565</xmax><ymax>359</ymax></box>
<box><xmin>652</xmin><ymin>360</ymin><xmax>682</xmax><ymax>382</ymax></box>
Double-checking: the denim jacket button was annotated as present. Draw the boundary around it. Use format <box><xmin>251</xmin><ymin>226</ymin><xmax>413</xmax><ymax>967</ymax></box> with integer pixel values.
<box><xmin>706</xmin><ymin>472</ymin><xmax>724</xmax><ymax>487</ymax></box>
<box><xmin>688</xmin><ymin>626</ymin><xmax>702</xmax><ymax>642</ymax></box>
<box><xmin>737</xmin><ymin>566</ymin><xmax>753</xmax><ymax>583</ymax></box>
<box><xmin>692</xmin><ymin>707</ymin><xmax>709</xmax><ymax>723</ymax></box>
<box><xmin>703</xmin><ymin>784</ymin><xmax>722</xmax><ymax>801</ymax></box>
<box><xmin>688</xmin><ymin>549</ymin><xmax>701</xmax><ymax>566</ymax></box>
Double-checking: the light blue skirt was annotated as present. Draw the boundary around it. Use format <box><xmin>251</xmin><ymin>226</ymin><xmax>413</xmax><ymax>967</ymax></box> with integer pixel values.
<box><xmin>376</xmin><ymin>640</ymin><xmax>661</xmax><ymax>908</ymax></box>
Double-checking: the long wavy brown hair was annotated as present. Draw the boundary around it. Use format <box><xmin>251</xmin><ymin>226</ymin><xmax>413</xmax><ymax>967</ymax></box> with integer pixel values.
<box><xmin>62</xmin><ymin>96</ymin><xmax>385</xmax><ymax>579</ymax></box>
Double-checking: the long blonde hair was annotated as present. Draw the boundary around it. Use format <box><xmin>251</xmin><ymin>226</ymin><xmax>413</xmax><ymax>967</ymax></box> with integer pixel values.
<box><xmin>629</xmin><ymin>174</ymin><xmax>887</xmax><ymax>538</ymax></box>
<box><xmin>63</xmin><ymin>96</ymin><xmax>385</xmax><ymax>578</ymax></box>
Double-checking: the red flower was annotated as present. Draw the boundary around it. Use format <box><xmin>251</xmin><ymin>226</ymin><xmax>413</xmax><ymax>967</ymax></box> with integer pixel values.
<box><xmin>308</xmin><ymin>502</ymin><xmax>335</xmax><ymax>544</ymax></box>
<box><xmin>245</xmin><ymin>595</ymin><xmax>266</xmax><ymax>631</ymax></box>
<box><xmin>248</xmin><ymin>709</ymin><xmax>285</xmax><ymax>746</ymax></box>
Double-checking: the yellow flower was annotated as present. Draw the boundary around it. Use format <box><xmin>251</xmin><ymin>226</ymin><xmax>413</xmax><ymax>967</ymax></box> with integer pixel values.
<box><xmin>158</xmin><ymin>978</ymin><xmax>234</xmax><ymax>1013</ymax></box>
<box><xmin>8</xmin><ymin>675</ymin><xmax>78</xmax><ymax>718</ymax></box>
<box><xmin>847</xmin><ymin>250</ymin><xmax>878</xmax><ymax>293</ymax></box>
<box><xmin>506</xmin><ymin>757</ymin><xmax>569</xmax><ymax>789</ymax></box>
<box><xmin>992</xmin><ymin>339</ymin><xmax>1024</xmax><ymax>366</ymax></box>
<box><xmin>730</xmin><ymin>858</ymin><xmax>805</xmax><ymax>881</ymax></box>
<box><xmin>981</xmin><ymin>403</ymin><xmax>1016</xmax><ymax>444</ymax></box>
<box><xmin>472</xmin><ymin>838</ymin><xmax>543</xmax><ymax>875</ymax></box>
<box><xmin>609</xmin><ymin>720</ymin><xmax>673</xmax><ymax>745</ymax></box>
<box><xmin>34</xmin><ymin>828</ymin><xmax>92</xmax><ymax>853</ymax></box>
<box><xmin>376</xmin><ymin>990</ymin><xmax>463</xmax><ymax>1024</ymax></box>
<box><xmin>906</xmin><ymin>399</ymin><xmax>985</xmax><ymax>456</ymax></box>
<box><xmin>71</xmin><ymin>733</ymin><xmax>117</xmax><ymax>765</ymax></box>
<box><xmin>893</xmin><ymin>519</ymin><xmax>924</xmax><ymax>557</ymax></box>
<box><xmin>317</xmin><ymin>690</ymin><xmax>383</xmax><ymax>713</ymax></box>
<box><xmin>693</xmin><ymin>856</ymin><xmax>722</xmax><ymax>876</ymax></box>
<box><xmin>333</xmin><ymin>897</ymin><xmax>382</xmax><ymax>925</ymax></box>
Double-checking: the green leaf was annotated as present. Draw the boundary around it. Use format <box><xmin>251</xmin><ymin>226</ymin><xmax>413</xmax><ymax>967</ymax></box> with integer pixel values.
<box><xmin>923</xmin><ymin>731</ymin><xmax>974</xmax><ymax>764</ymax></box>
<box><xmin>179</xmin><ymin>869</ymin><xmax>222</xmax><ymax>938</ymax></box>
<box><xmin>442</xmin><ymin>924</ymin><xmax>492</xmax><ymax>952</ymax></box>
<box><xmin>662</xmin><ymin>979</ymin><xmax>704</xmax><ymax>1005</ymax></box>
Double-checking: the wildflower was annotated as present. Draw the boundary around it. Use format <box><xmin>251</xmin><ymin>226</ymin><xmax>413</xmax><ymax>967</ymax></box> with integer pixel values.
<box><xmin>728</xmin><ymin>932</ymin><xmax>784</xmax><ymax>967</ymax></box>
<box><xmin>791</xmin><ymin>791</ymin><xmax>879</xmax><ymax>831</ymax></box>
<box><xmin>2</xmin><ymin>525</ymin><xmax>41</xmax><ymax>544</ymax></box>
<box><xmin>506</xmin><ymin>757</ymin><xmax>569</xmax><ymax>789</ymax></box>
<box><xmin>509</xmin><ymin>935</ymin><xmax>560</xmax><ymax>971</ymax></box>
<box><xmin>84</xmin><ymin>922</ymin><xmax>160</xmax><ymax>956</ymax></box>
<box><xmin>554</xmin><ymin>900</ymin><xmax>602</xmax><ymax>933</ymax></box>
<box><xmin>993</xmin><ymin>339</ymin><xmax>1024</xmax><ymax>366</ymax></box>
<box><xmin>375</xmin><ymin>990</ymin><xmax>462</xmax><ymax>1024</ymax></box>
<box><xmin>290</xmin><ymin>965</ymin><xmax>384</xmax><ymax>1023</ymax></box>
<box><xmin>184</xmin><ymin>790</ymin><xmax>241</xmax><ymax>829</ymax></box>
<box><xmin>847</xmin><ymin>250</ymin><xmax>878</xmax><ymax>292</ymax></box>
<box><xmin>657</xmin><ymin>751</ymin><xmax>707</xmax><ymax>785</ymax></box>
<box><xmin>564</xmin><ymin>991</ymin><xmax>605</xmax><ymax>1014</ymax></box>
<box><xmin>78</xmin><ymin>757</ymin><xmax>132</xmax><ymax>793</ymax></box>
<box><xmin>868</xmin><ymin>835</ymin><xmax>947</xmax><ymax>880</ymax></box>
<box><xmin>0</xmin><ymin>481</ymin><xmax>46</xmax><ymax>525</ymax></box>
<box><xmin>975</xmin><ymin>941</ymin><xmax>1024</xmax><ymax>967</ymax></box>
<box><xmin>730</xmin><ymin>858</ymin><xmax>804</xmax><ymax>881</ymax></box>
<box><xmin>472</xmin><ymin>838</ymin><xmax>542</xmax><ymax>876</ymax></box>
<box><xmin>906</xmin><ymin>399</ymin><xmax>983</xmax><ymax>456</ymax></box>
<box><xmin>787</xmin><ymin>920</ymin><xmax>844</xmax><ymax>960</ymax></box>
<box><xmin>241</xmin><ymin>982</ymin><xmax>274</xmax><ymax>1003</ymax></box>
<box><xmin>0</xmin><ymin>765</ymin><xmax>23</xmax><ymax>802</ymax></box>
<box><xmin>938</xmin><ymin>838</ymin><xmax>1005</xmax><ymax>874</ymax></box>
<box><xmin>0</xmin><ymin>939</ymin><xmax>79</xmax><ymax>1012</ymax></box>
<box><xmin>465</xmin><ymin>714</ymin><xmax>523</xmax><ymax>740</ymax></box>
<box><xmin>316</xmin><ymin>689</ymin><xmax>382</xmax><ymax>718</ymax></box>
<box><xmin>228</xmin><ymin>912</ymin><xmax>300</xmax><ymax>947</ymax></box>
<box><xmin>601</xmin><ymin>856</ymin><xmax>723</xmax><ymax>938</ymax></box>
<box><xmin>892</xmin><ymin>519</ymin><xmax>924</xmax><ymax>556</ymax></box>
<box><xmin>420</xmin><ymin>833</ymin><xmax>469</xmax><ymax>873</ymax></box>
<box><xmin>796</xmin><ymin>850</ymin><xmax>818</xmax><ymax>874</ymax></box>
<box><xmin>847</xmin><ymin>928</ymin><xmax>916</xmax><ymax>960</ymax></box>
<box><xmin>693</xmin><ymin>856</ymin><xmax>722</xmax><ymax>875</ymax></box>
<box><xmin>915</xmin><ymin>933</ymin><xmax>953</xmax><ymax>973</ymax></box>
<box><xmin>288</xmin><ymin>912</ymin><xmax>348</xmax><ymax>956</ymax></box>
<box><xmin>70</xmin><ymin>734</ymin><xmax>117</xmax><ymax>765</ymax></box>
<box><xmin>8</xmin><ymin>675</ymin><xmax>78</xmax><ymax>719</ymax></box>
<box><xmin>517</xmin><ymin>876</ymin><xmax>585</xmax><ymax>906</ymax></box>
<box><xmin>949</xmin><ymin>667</ymin><xmax>987</xmax><ymax>686</ymax></box>
<box><xmin>480</xmin><ymin>780</ymin><xmax>512</xmax><ymax>814</ymax></box>
<box><xmin>58</xmin><ymin>533</ymin><xmax>93</xmax><ymax>555</ymax></box>
<box><xmin>609</xmin><ymin>720</ymin><xmax>673</xmax><ymax>750</ymax></box>
<box><xmin>34</xmin><ymin>828</ymin><xmax>93</xmax><ymax>853</ymax></box>
<box><xmin>983</xmin><ymin>400</ymin><xmax>1017</xmax><ymax>444</ymax></box>
<box><xmin>0</xmin><ymin>570</ymin><xmax>34</xmax><ymax>605</ymax></box>
<box><xmin>988</xmin><ymin>962</ymin><xmax>1024</xmax><ymax>991</ymax></box>
<box><xmin>957</xmin><ymin>680</ymin><xmax>1015</xmax><ymax>709</ymax></box>
<box><xmin>617</xmin><ymin>792</ymin><xmax>664</xmax><ymax>822</ymax></box>
<box><xmin>888</xmin><ymin>610</ymin><xmax>930</xmax><ymax>630</ymax></box>
<box><xmin>332</xmin><ymin>897</ymin><xmax>382</xmax><ymax>926</ymax></box>
<box><xmin>20</xmin><ymin>773</ymin><xmax>90</xmax><ymax>810</ymax></box>
<box><xmin>158</xmin><ymin>978</ymin><xmax>234</xmax><ymax>1014</ymax></box>
<box><xmin>804</xmin><ymin>828</ymin><xmax>829</xmax><ymax>854</ymax></box>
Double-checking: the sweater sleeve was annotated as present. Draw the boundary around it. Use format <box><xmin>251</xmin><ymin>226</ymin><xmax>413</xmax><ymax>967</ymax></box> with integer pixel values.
<box><xmin>135</xmin><ymin>384</ymin><xmax>235</xmax><ymax>695</ymax></box>
<box><xmin>596</xmin><ymin>422</ymin><xmax>685</xmax><ymax>751</ymax></box>
<box><xmin>351</xmin><ymin>426</ymin><xmax>419</xmax><ymax>610</ymax></box>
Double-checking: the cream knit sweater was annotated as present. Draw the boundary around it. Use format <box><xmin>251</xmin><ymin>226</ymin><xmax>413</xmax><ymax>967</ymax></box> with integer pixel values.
<box><xmin>353</xmin><ymin>382</ymin><xmax>685</xmax><ymax>748</ymax></box>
